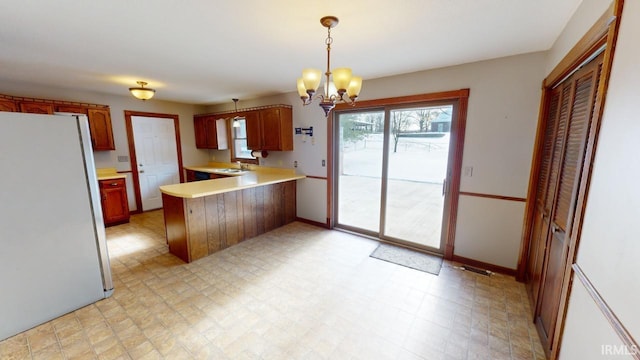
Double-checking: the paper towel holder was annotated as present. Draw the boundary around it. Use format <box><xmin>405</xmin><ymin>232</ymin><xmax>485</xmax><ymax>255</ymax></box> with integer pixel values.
<box><xmin>251</xmin><ymin>150</ymin><xmax>269</xmax><ymax>158</ymax></box>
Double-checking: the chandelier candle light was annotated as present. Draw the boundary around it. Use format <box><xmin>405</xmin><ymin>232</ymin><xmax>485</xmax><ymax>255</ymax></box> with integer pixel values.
<box><xmin>297</xmin><ymin>16</ymin><xmax>362</xmax><ymax>117</ymax></box>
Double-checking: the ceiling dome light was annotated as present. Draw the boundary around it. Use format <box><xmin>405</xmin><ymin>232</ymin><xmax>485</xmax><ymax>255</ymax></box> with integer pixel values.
<box><xmin>129</xmin><ymin>81</ymin><xmax>155</xmax><ymax>100</ymax></box>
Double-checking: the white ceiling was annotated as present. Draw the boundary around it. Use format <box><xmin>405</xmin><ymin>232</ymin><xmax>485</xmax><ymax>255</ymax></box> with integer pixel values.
<box><xmin>0</xmin><ymin>0</ymin><xmax>581</xmax><ymax>105</ymax></box>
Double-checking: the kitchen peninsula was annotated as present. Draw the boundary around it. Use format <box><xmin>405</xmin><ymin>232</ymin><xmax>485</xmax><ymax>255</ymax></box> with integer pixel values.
<box><xmin>160</xmin><ymin>165</ymin><xmax>305</xmax><ymax>263</ymax></box>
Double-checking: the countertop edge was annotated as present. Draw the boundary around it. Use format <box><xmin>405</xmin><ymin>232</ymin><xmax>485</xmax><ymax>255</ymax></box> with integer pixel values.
<box><xmin>97</xmin><ymin>174</ymin><xmax>127</xmax><ymax>181</ymax></box>
<box><xmin>160</xmin><ymin>174</ymin><xmax>306</xmax><ymax>199</ymax></box>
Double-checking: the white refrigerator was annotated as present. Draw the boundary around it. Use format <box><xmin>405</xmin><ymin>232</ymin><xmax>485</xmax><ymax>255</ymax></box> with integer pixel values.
<box><xmin>0</xmin><ymin>111</ymin><xmax>113</xmax><ymax>341</ymax></box>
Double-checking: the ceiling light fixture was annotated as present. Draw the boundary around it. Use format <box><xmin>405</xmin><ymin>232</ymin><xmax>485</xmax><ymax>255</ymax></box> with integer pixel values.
<box><xmin>297</xmin><ymin>16</ymin><xmax>362</xmax><ymax>117</ymax></box>
<box><xmin>232</xmin><ymin>98</ymin><xmax>241</xmax><ymax>128</ymax></box>
<box><xmin>129</xmin><ymin>81</ymin><xmax>155</xmax><ymax>100</ymax></box>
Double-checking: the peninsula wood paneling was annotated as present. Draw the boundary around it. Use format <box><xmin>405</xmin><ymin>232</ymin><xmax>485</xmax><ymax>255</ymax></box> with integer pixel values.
<box><xmin>242</xmin><ymin>187</ymin><xmax>258</xmax><ymax>239</ymax></box>
<box><xmin>204</xmin><ymin>194</ymin><xmax>223</xmax><ymax>253</ymax></box>
<box><xmin>186</xmin><ymin>198</ymin><xmax>208</xmax><ymax>261</ymax></box>
<box><xmin>161</xmin><ymin>194</ymin><xmax>189</xmax><ymax>262</ymax></box>
<box><xmin>162</xmin><ymin>181</ymin><xmax>297</xmax><ymax>263</ymax></box>
<box><xmin>255</xmin><ymin>186</ymin><xmax>266</xmax><ymax>234</ymax></box>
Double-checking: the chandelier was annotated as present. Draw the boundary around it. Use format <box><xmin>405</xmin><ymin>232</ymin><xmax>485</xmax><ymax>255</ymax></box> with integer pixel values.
<box><xmin>297</xmin><ymin>16</ymin><xmax>362</xmax><ymax>117</ymax></box>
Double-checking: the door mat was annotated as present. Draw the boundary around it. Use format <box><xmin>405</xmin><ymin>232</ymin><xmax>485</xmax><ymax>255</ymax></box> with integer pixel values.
<box><xmin>370</xmin><ymin>244</ymin><xmax>443</xmax><ymax>275</ymax></box>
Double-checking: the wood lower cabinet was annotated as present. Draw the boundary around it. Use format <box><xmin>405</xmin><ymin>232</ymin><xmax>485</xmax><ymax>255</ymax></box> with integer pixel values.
<box><xmin>185</xmin><ymin>169</ymin><xmax>197</xmax><ymax>182</ymax></box>
<box><xmin>99</xmin><ymin>178</ymin><xmax>130</xmax><ymax>226</ymax></box>
<box><xmin>162</xmin><ymin>181</ymin><xmax>296</xmax><ymax>262</ymax></box>
<box><xmin>184</xmin><ymin>169</ymin><xmax>231</xmax><ymax>182</ymax></box>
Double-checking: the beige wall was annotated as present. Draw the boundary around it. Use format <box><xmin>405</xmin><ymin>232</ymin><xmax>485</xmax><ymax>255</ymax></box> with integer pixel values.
<box><xmin>545</xmin><ymin>0</ymin><xmax>613</xmax><ymax>75</ymax></box>
<box><xmin>558</xmin><ymin>0</ymin><xmax>639</xmax><ymax>358</ymax></box>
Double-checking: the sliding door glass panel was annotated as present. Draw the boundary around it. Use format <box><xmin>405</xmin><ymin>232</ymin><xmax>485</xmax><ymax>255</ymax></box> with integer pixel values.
<box><xmin>336</xmin><ymin>111</ymin><xmax>385</xmax><ymax>233</ymax></box>
<box><xmin>383</xmin><ymin>106</ymin><xmax>452</xmax><ymax>249</ymax></box>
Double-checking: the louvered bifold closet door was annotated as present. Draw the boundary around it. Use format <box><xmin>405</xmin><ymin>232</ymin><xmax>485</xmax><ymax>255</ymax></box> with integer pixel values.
<box><xmin>535</xmin><ymin>52</ymin><xmax>604</xmax><ymax>353</ymax></box>
<box><xmin>552</xmin><ymin>64</ymin><xmax>601</xmax><ymax>231</ymax></box>
<box><xmin>536</xmin><ymin>89</ymin><xmax>562</xmax><ymax>209</ymax></box>
<box><xmin>545</xmin><ymin>83</ymin><xmax>572</xmax><ymax>215</ymax></box>
<box><xmin>527</xmin><ymin>87</ymin><xmax>562</xmax><ymax>305</ymax></box>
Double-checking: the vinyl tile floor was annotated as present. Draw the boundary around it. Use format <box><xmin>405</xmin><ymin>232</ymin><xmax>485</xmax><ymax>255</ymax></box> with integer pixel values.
<box><xmin>0</xmin><ymin>210</ymin><xmax>545</xmax><ymax>359</ymax></box>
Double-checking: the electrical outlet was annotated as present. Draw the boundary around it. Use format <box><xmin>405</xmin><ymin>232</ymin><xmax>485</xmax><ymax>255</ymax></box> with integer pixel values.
<box><xmin>294</xmin><ymin>161</ymin><xmax>298</xmax><ymax>168</ymax></box>
<box><xmin>322</xmin><ymin>160</ymin><xmax>325</xmax><ymax>167</ymax></box>
<box><xmin>463</xmin><ymin>166</ymin><xmax>473</xmax><ymax>177</ymax></box>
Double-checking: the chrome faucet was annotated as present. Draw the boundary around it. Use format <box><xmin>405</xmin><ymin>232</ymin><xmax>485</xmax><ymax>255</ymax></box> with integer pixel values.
<box><xmin>237</xmin><ymin>161</ymin><xmax>249</xmax><ymax>171</ymax></box>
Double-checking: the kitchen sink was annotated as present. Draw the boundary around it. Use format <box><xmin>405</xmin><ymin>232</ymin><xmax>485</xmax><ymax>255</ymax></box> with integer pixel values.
<box><xmin>216</xmin><ymin>168</ymin><xmax>244</xmax><ymax>173</ymax></box>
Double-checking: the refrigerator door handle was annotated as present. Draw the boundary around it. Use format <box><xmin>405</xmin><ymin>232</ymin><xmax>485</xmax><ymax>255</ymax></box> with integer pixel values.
<box><xmin>75</xmin><ymin>115</ymin><xmax>114</xmax><ymax>296</ymax></box>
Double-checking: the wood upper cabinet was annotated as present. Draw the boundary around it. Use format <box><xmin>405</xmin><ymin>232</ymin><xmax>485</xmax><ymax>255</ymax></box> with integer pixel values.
<box><xmin>0</xmin><ymin>98</ymin><xmax>17</xmax><ymax>112</ymax></box>
<box><xmin>99</xmin><ymin>178</ymin><xmax>130</xmax><ymax>226</ymax></box>
<box><xmin>55</xmin><ymin>104</ymin><xmax>87</xmax><ymax>114</ymax></box>
<box><xmin>246</xmin><ymin>106</ymin><xmax>293</xmax><ymax>151</ymax></box>
<box><xmin>87</xmin><ymin>108</ymin><xmax>115</xmax><ymax>151</ymax></box>
<box><xmin>244</xmin><ymin>110</ymin><xmax>262</xmax><ymax>150</ymax></box>
<box><xmin>1</xmin><ymin>95</ymin><xmax>116</xmax><ymax>151</ymax></box>
<box><xmin>20</xmin><ymin>102</ymin><xmax>54</xmax><ymax>114</ymax></box>
<box><xmin>194</xmin><ymin>115</ymin><xmax>228</xmax><ymax>149</ymax></box>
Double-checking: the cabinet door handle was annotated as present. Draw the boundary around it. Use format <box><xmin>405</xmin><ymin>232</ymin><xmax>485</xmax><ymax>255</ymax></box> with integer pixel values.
<box><xmin>110</xmin><ymin>183</ymin><xmax>119</xmax><ymax>186</ymax></box>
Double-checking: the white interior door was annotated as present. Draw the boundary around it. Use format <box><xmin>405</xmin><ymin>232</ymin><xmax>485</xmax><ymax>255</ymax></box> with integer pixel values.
<box><xmin>132</xmin><ymin>116</ymin><xmax>179</xmax><ymax>211</ymax></box>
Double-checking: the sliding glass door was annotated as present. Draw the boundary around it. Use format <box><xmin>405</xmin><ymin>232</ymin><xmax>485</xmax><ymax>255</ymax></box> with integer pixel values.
<box><xmin>336</xmin><ymin>110</ymin><xmax>385</xmax><ymax>233</ymax></box>
<box><xmin>335</xmin><ymin>103</ymin><xmax>455</xmax><ymax>253</ymax></box>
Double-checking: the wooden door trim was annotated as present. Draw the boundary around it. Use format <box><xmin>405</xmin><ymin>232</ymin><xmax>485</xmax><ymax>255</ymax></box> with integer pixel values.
<box><xmin>124</xmin><ymin>111</ymin><xmax>184</xmax><ymax>214</ymax></box>
<box><xmin>328</xmin><ymin>89</ymin><xmax>469</xmax><ymax>259</ymax></box>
